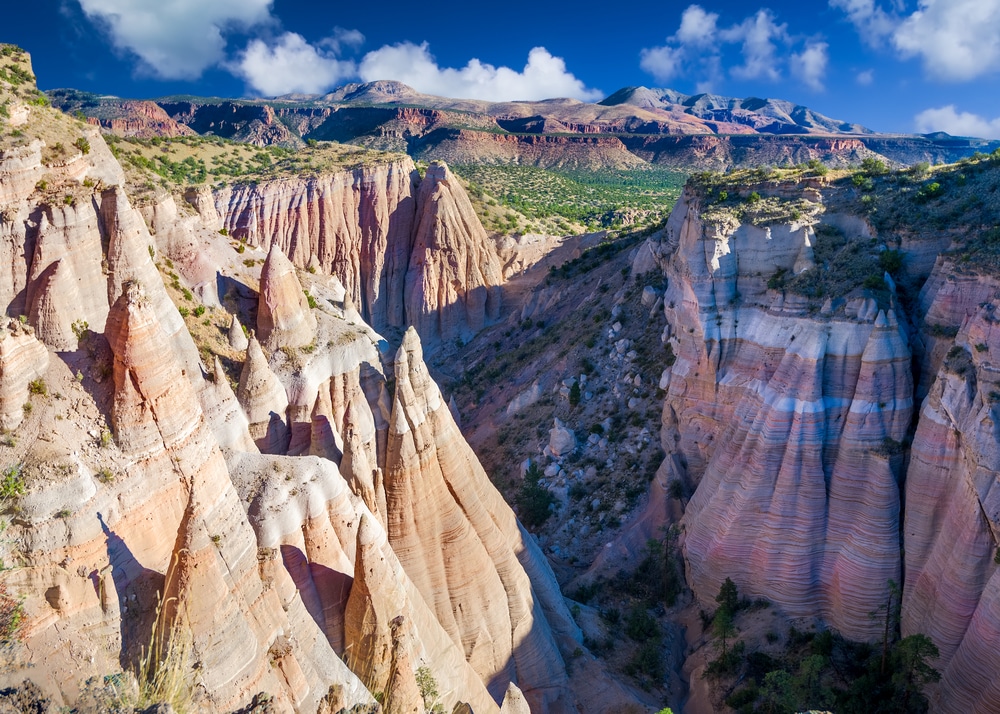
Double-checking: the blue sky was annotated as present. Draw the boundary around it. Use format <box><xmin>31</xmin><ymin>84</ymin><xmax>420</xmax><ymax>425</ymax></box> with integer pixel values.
<box><xmin>8</xmin><ymin>0</ymin><xmax>1000</xmax><ymax>137</ymax></box>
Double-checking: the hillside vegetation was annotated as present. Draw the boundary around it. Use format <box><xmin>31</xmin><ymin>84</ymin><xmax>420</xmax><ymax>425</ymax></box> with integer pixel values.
<box><xmin>106</xmin><ymin>134</ymin><xmax>406</xmax><ymax>202</ymax></box>
<box><xmin>452</xmin><ymin>164</ymin><xmax>686</xmax><ymax>233</ymax></box>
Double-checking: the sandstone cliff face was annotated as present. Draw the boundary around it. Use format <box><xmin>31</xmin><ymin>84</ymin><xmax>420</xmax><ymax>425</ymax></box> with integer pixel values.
<box><xmin>641</xmin><ymin>181</ymin><xmax>1000</xmax><ymax>712</ymax></box>
<box><xmin>385</xmin><ymin>328</ymin><xmax>573</xmax><ymax>709</ymax></box>
<box><xmin>899</xmin><ymin>277</ymin><xmax>1000</xmax><ymax>712</ymax></box>
<box><xmin>649</xmin><ymin>187</ymin><xmax>912</xmax><ymax>641</ymax></box>
<box><xmin>406</xmin><ymin>163</ymin><xmax>502</xmax><ymax>343</ymax></box>
<box><xmin>0</xmin><ymin>76</ymin><xmax>605</xmax><ymax>712</ymax></box>
<box><xmin>212</xmin><ymin>158</ymin><xmax>502</xmax><ymax>345</ymax></box>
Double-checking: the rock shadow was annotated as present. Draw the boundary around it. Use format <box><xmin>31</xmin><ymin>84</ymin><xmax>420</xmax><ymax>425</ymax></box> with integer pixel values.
<box><xmin>96</xmin><ymin>512</ymin><xmax>165</xmax><ymax>673</ymax></box>
<box><xmin>280</xmin><ymin>544</ymin><xmax>352</xmax><ymax>655</ymax></box>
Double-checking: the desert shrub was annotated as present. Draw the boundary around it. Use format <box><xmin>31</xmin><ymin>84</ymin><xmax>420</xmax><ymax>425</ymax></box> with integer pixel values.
<box><xmin>515</xmin><ymin>463</ymin><xmax>554</xmax><ymax>528</ymax></box>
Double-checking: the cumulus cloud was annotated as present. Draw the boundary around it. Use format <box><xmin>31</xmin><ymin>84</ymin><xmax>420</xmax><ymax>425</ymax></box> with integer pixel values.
<box><xmin>893</xmin><ymin>0</ymin><xmax>1000</xmax><ymax>81</ymax></box>
<box><xmin>914</xmin><ymin>105</ymin><xmax>1000</xmax><ymax>139</ymax></box>
<box><xmin>674</xmin><ymin>5</ymin><xmax>720</xmax><ymax>46</ymax></box>
<box><xmin>829</xmin><ymin>0</ymin><xmax>896</xmax><ymax>45</ymax></box>
<box><xmin>721</xmin><ymin>9</ymin><xmax>787</xmax><ymax>82</ymax></box>
<box><xmin>234</xmin><ymin>32</ymin><xmax>356</xmax><ymax>96</ymax></box>
<box><xmin>641</xmin><ymin>5</ymin><xmax>825</xmax><ymax>90</ymax></box>
<box><xmin>77</xmin><ymin>0</ymin><xmax>274</xmax><ymax>79</ymax></box>
<box><xmin>856</xmin><ymin>69</ymin><xmax>875</xmax><ymax>85</ymax></box>
<box><xmin>639</xmin><ymin>45</ymin><xmax>686</xmax><ymax>84</ymax></box>
<box><xmin>790</xmin><ymin>42</ymin><xmax>829</xmax><ymax>90</ymax></box>
<box><xmin>358</xmin><ymin>43</ymin><xmax>601</xmax><ymax>102</ymax></box>
<box><xmin>831</xmin><ymin>0</ymin><xmax>1000</xmax><ymax>81</ymax></box>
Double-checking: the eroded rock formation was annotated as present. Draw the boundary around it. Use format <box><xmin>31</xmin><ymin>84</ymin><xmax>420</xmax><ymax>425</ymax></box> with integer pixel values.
<box><xmin>0</xmin><ymin>56</ymin><xmax>623</xmax><ymax>713</ymax></box>
<box><xmin>212</xmin><ymin>158</ymin><xmax>501</xmax><ymax>345</ymax></box>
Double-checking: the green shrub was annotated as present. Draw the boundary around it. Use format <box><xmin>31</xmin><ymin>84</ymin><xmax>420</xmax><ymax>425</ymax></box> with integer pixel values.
<box><xmin>515</xmin><ymin>463</ymin><xmax>554</xmax><ymax>528</ymax></box>
<box><xmin>0</xmin><ymin>465</ymin><xmax>25</xmax><ymax>499</ymax></box>
<box><xmin>74</xmin><ymin>137</ymin><xmax>90</xmax><ymax>155</ymax></box>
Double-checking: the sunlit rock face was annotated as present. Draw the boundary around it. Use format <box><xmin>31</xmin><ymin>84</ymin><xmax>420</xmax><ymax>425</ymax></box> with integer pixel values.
<box><xmin>0</xmin><ymin>71</ymin><xmax>642</xmax><ymax>711</ymax></box>
<box><xmin>212</xmin><ymin>159</ymin><xmax>501</xmax><ymax>345</ymax></box>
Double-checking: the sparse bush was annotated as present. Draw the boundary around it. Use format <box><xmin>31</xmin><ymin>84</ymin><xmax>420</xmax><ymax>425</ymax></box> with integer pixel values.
<box><xmin>27</xmin><ymin>378</ymin><xmax>46</xmax><ymax>396</ymax></box>
<box><xmin>515</xmin><ymin>462</ymin><xmax>554</xmax><ymax>528</ymax></box>
<box><xmin>0</xmin><ymin>465</ymin><xmax>25</xmax><ymax>499</ymax></box>
<box><xmin>74</xmin><ymin>137</ymin><xmax>91</xmax><ymax>155</ymax></box>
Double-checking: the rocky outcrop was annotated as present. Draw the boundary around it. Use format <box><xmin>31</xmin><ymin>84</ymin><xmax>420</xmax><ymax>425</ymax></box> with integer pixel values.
<box><xmin>236</xmin><ymin>334</ymin><xmax>289</xmax><ymax>453</ymax></box>
<box><xmin>90</xmin><ymin>101</ymin><xmax>196</xmax><ymax>139</ymax></box>
<box><xmin>257</xmin><ymin>244</ymin><xmax>317</xmax><ymax>351</ymax></box>
<box><xmin>405</xmin><ymin>162</ymin><xmax>502</xmax><ymax>343</ymax></box>
<box><xmin>385</xmin><ymin>327</ymin><xmax>575</xmax><ymax>710</ymax></box>
<box><xmin>899</xmin><ymin>291</ymin><xmax>1000</xmax><ymax>712</ymax></box>
<box><xmin>644</xmin><ymin>187</ymin><xmax>912</xmax><ymax>640</ymax></box>
<box><xmin>211</xmin><ymin>159</ymin><xmax>501</xmax><ymax>345</ymax></box>
<box><xmin>214</xmin><ymin>160</ymin><xmax>417</xmax><ymax>331</ymax></box>
<box><xmin>4</xmin><ymin>54</ymin><xmax>636</xmax><ymax>714</ymax></box>
<box><xmin>228</xmin><ymin>314</ymin><xmax>249</xmax><ymax>351</ymax></box>
<box><xmin>0</xmin><ymin>318</ymin><xmax>48</xmax><ymax>430</ymax></box>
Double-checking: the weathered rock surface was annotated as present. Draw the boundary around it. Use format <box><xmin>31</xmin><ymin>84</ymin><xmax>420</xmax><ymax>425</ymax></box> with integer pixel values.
<box><xmin>0</xmin><ymin>55</ymin><xmax>639</xmax><ymax>714</ymax></box>
<box><xmin>212</xmin><ymin>159</ymin><xmax>501</xmax><ymax>345</ymax></box>
<box><xmin>0</xmin><ymin>318</ymin><xmax>48</xmax><ymax>430</ymax></box>
<box><xmin>236</xmin><ymin>334</ymin><xmax>289</xmax><ymax>453</ymax></box>
<box><xmin>257</xmin><ymin>243</ymin><xmax>317</xmax><ymax>351</ymax></box>
<box><xmin>405</xmin><ymin>162</ymin><xmax>502</xmax><ymax>343</ymax></box>
<box><xmin>646</xmin><ymin>187</ymin><xmax>912</xmax><ymax>641</ymax></box>
<box><xmin>385</xmin><ymin>327</ymin><xmax>576</xmax><ymax>710</ymax></box>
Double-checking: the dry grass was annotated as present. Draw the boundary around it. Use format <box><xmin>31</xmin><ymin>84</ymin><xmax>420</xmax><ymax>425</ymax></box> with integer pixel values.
<box><xmin>107</xmin><ymin>563</ymin><xmax>194</xmax><ymax>713</ymax></box>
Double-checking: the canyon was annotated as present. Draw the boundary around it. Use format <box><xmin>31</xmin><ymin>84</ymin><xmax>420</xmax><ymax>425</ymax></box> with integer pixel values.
<box><xmin>5</xmin><ymin>41</ymin><xmax>1000</xmax><ymax>714</ymax></box>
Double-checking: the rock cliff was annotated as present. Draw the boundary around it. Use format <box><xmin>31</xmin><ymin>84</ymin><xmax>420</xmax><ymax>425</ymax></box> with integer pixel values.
<box><xmin>212</xmin><ymin>158</ymin><xmax>501</xmax><ymax>345</ymax></box>
<box><xmin>631</xmin><ymin>166</ymin><xmax>1000</xmax><ymax>711</ymax></box>
<box><xmin>0</xmin><ymin>51</ymin><xmax>621</xmax><ymax>713</ymax></box>
<box><xmin>646</xmin><ymin>185</ymin><xmax>911</xmax><ymax>640</ymax></box>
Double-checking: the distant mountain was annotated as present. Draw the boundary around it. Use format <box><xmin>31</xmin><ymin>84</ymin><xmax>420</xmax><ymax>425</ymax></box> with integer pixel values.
<box><xmin>48</xmin><ymin>82</ymin><xmax>1000</xmax><ymax>172</ymax></box>
<box><xmin>600</xmin><ymin>86</ymin><xmax>871</xmax><ymax>135</ymax></box>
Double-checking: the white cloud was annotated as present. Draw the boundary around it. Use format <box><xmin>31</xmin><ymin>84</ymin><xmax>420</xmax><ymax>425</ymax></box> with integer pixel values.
<box><xmin>893</xmin><ymin>0</ymin><xmax>1000</xmax><ymax>81</ymax></box>
<box><xmin>639</xmin><ymin>45</ymin><xmax>686</xmax><ymax>84</ymax></box>
<box><xmin>829</xmin><ymin>0</ymin><xmax>896</xmax><ymax>46</ymax></box>
<box><xmin>319</xmin><ymin>27</ymin><xmax>365</xmax><ymax>55</ymax></box>
<box><xmin>675</xmin><ymin>5</ymin><xmax>720</xmax><ymax>46</ymax></box>
<box><xmin>77</xmin><ymin>0</ymin><xmax>274</xmax><ymax>79</ymax></box>
<box><xmin>856</xmin><ymin>69</ymin><xmax>874</xmax><ymax>85</ymax></box>
<box><xmin>831</xmin><ymin>0</ymin><xmax>1000</xmax><ymax>82</ymax></box>
<box><xmin>914</xmin><ymin>105</ymin><xmax>1000</xmax><ymax>138</ymax></box>
<box><xmin>358</xmin><ymin>43</ymin><xmax>601</xmax><ymax>102</ymax></box>
<box><xmin>722</xmin><ymin>9</ymin><xmax>787</xmax><ymax>82</ymax></box>
<box><xmin>641</xmin><ymin>5</ymin><xmax>824</xmax><ymax>90</ymax></box>
<box><xmin>790</xmin><ymin>41</ymin><xmax>829</xmax><ymax>90</ymax></box>
<box><xmin>234</xmin><ymin>32</ymin><xmax>356</xmax><ymax>96</ymax></box>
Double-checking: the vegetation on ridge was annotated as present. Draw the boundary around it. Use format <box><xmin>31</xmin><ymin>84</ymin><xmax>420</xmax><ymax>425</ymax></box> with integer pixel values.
<box><xmin>454</xmin><ymin>164</ymin><xmax>686</xmax><ymax>234</ymax></box>
<box><xmin>107</xmin><ymin>133</ymin><xmax>406</xmax><ymax>201</ymax></box>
